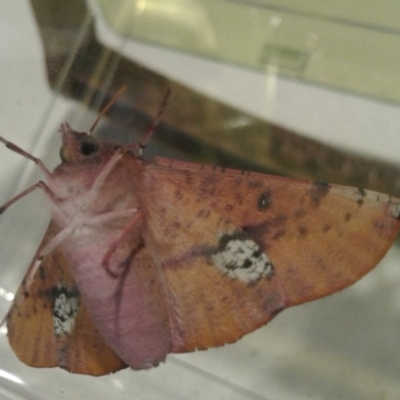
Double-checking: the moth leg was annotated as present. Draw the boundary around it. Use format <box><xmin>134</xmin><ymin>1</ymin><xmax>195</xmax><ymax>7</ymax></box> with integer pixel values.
<box><xmin>84</xmin><ymin>208</ymin><xmax>139</xmax><ymax>226</ymax></box>
<box><xmin>23</xmin><ymin>225</ymin><xmax>77</xmax><ymax>293</ymax></box>
<box><xmin>0</xmin><ymin>313</ymin><xmax>7</xmax><ymax>328</ymax></box>
<box><xmin>0</xmin><ymin>181</ymin><xmax>56</xmax><ymax>214</ymax></box>
<box><xmin>21</xmin><ymin>207</ymin><xmax>139</xmax><ymax>292</ymax></box>
<box><xmin>0</xmin><ymin>135</ymin><xmax>52</xmax><ymax>179</ymax></box>
<box><xmin>88</xmin><ymin>148</ymin><xmax>125</xmax><ymax>200</ymax></box>
<box><xmin>101</xmin><ymin>212</ymin><xmax>142</xmax><ymax>276</ymax></box>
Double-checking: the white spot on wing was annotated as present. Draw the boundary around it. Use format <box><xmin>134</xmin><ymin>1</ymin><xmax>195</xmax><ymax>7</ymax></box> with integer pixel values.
<box><xmin>53</xmin><ymin>281</ymin><xmax>79</xmax><ymax>337</ymax></box>
<box><xmin>390</xmin><ymin>202</ymin><xmax>400</xmax><ymax>219</ymax></box>
<box><xmin>211</xmin><ymin>234</ymin><xmax>274</xmax><ymax>284</ymax></box>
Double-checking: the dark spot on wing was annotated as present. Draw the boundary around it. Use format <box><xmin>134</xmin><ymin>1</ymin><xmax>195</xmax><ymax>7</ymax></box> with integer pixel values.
<box><xmin>322</xmin><ymin>224</ymin><xmax>331</xmax><ymax>233</ymax></box>
<box><xmin>309</xmin><ymin>181</ymin><xmax>330</xmax><ymax>205</ymax></box>
<box><xmin>358</xmin><ymin>188</ymin><xmax>366</xmax><ymax>197</ymax></box>
<box><xmin>200</xmin><ymin>174</ymin><xmax>218</xmax><ymax>193</ymax></box>
<box><xmin>196</xmin><ymin>208</ymin><xmax>211</xmax><ymax>219</ymax></box>
<box><xmin>258</xmin><ymin>190</ymin><xmax>272</xmax><ymax>211</ymax></box>
<box><xmin>183</xmin><ymin>170</ymin><xmax>193</xmax><ymax>185</ymax></box>
<box><xmin>242</xmin><ymin>258</ymin><xmax>253</xmax><ymax>269</ymax></box>
<box><xmin>216</xmin><ymin>231</ymin><xmax>248</xmax><ymax>252</ymax></box>
<box><xmin>174</xmin><ymin>188</ymin><xmax>184</xmax><ymax>200</ymax></box>
<box><xmin>298</xmin><ymin>226</ymin><xmax>309</xmax><ymax>237</ymax></box>
<box><xmin>243</xmin><ymin>214</ymin><xmax>288</xmax><ymax>240</ymax></box>
<box><xmin>262</xmin><ymin>292</ymin><xmax>286</xmax><ymax>317</ymax></box>
<box><xmin>225</xmin><ymin>204</ymin><xmax>234</xmax><ymax>212</ymax></box>
<box><xmin>344</xmin><ymin>212</ymin><xmax>351</xmax><ymax>222</ymax></box>
<box><xmin>272</xmin><ymin>228</ymin><xmax>286</xmax><ymax>240</ymax></box>
<box><xmin>294</xmin><ymin>208</ymin><xmax>306</xmax><ymax>219</ymax></box>
<box><xmin>50</xmin><ymin>283</ymin><xmax>80</xmax><ymax>304</ymax></box>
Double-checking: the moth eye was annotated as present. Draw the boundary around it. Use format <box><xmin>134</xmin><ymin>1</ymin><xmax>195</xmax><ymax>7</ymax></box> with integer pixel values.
<box><xmin>79</xmin><ymin>136</ymin><xmax>100</xmax><ymax>156</ymax></box>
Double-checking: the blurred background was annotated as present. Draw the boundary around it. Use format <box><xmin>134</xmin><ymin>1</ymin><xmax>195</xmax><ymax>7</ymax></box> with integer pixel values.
<box><xmin>0</xmin><ymin>1</ymin><xmax>400</xmax><ymax>399</ymax></box>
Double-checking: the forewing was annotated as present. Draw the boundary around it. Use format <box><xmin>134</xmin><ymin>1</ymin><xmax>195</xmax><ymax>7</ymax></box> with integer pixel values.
<box><xmin>7</xmin><ymin>221</ymin><xmax>127</xmax><ymax>376</ymax></box>
<box><xmin>141</xmin><ymin>158</ymin><xmax>400</xmax><ymax>352</ymax></box>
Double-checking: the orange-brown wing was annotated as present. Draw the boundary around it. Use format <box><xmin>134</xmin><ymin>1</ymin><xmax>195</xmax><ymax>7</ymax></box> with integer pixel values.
<box><xmin>7</xmin><ymin>221</ymin><xmax>127</xmax><ymax>376</ymax></box>
<box><xmin>141</xmin><ymin>157</ymin><xmax>400</xmax><ymax>352</ymax></box>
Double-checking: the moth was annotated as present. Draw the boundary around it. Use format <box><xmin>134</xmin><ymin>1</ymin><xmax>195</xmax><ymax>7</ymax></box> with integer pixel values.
<box><xmin>2</xmin><ymin>89</ymin><xmax>400</xmax><ymax>376</ymax></box>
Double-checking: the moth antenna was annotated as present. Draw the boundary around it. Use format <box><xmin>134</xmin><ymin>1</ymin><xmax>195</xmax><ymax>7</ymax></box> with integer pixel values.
<box><xmin>0</xmin><ymin>135</ymin><xmax>52</xmax><ymax>179</ymax></box>
<box><xmin>125</xmin><ymin>87</ymin><xmax>171</xmax><ymax>154</ymax></box>
<box><xmin>88</xmin><ymin>85</ymin><xmax>127</xmax><ymax>135</ymax></box>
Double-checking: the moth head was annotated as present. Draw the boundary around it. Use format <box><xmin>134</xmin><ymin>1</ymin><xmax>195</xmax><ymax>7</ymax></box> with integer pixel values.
<box><xmin>59</xmin><ymin>123</ymin><xmax>101</xmax><ymax>164</ymax></box>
